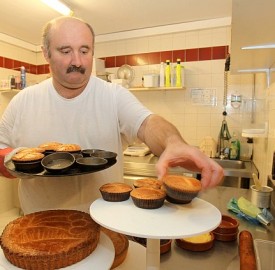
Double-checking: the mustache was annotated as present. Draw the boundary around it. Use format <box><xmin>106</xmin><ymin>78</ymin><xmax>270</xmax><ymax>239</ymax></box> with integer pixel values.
<box><xmin>66</xmin><ymin>66</ymin><xmax>86</xmax><ymax>74</ymax></box>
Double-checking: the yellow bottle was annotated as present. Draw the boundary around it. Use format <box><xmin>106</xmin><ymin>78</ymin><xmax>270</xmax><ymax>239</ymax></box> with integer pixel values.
<box><xmin>165</xmin><ymin>60</ymin><xmax>171</xmax><ymax>87</ymax></box>
<box><xmin>176</xmin><ymin>58</ymin><xmax>182</xmax><ymax>87</ymax></box>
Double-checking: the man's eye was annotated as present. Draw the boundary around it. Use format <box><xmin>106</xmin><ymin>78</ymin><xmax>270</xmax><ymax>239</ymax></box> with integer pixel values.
<box><xmin>80</xmin><ymin>49</ymin><xmax>89</xmax><ymax>54</ymax></box>
<box><xmin>61</xmin><ymin>50</ymin><xmax>71</xmax><ymax>54</ymax></box>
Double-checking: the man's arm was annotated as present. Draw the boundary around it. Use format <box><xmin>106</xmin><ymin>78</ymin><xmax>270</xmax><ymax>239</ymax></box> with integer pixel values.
<box><xmin>137</xmin><ymin>114</ymin><xmax>224</xmax><ymax>188</ymax></box>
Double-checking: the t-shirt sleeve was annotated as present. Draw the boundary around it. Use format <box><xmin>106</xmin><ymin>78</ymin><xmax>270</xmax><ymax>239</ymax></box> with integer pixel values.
<box><xmin>115</xmin><ymin>85</ymin><xmax>152</xmax><ymax>144</ymax></box>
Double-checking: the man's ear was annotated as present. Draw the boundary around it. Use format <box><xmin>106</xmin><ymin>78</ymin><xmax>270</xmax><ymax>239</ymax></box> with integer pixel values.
<box><xmin>41</xmin><ymin>46</ymin><xmax>50</xmax><ymax>62</ymax></box>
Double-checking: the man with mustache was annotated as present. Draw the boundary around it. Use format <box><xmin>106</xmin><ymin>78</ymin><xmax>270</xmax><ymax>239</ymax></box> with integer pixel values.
<box><xmin>0</xmin><ymin>16</ymin><xmax>223</xmax><ymax>214</ymax></box>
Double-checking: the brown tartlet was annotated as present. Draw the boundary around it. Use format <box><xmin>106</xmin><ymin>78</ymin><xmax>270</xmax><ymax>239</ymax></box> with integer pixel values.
<box><xmin>101</xmin><ymin>227</ymin><xmax>129</xmax><ymax>269</ymax></box>
<box><xmin>162</xmin><ymin>175</ymin><xmax>202</xmax><ymax>204</ymax></box>
<box><xmin>55</xmin><ymin>143</ymin><xmax>81</xmax><ymax>153</ymax></box>
<box><xmin>130</xmin><ymin>187</ymin><xmax>166</xmax><ymax>209</ymax></box>
<box><xmin>133</xmin><ymin>178</ymin><xmax>162</xmax><ymax>189</ymax></box>
<box><xmin>38</xmin><ymin>141</ymin><xmax>63</xmax><ymax>151</ymax></box>
<box><xmin>11</xmin><ymin>151</ymin><xmax>45</xmax><ymax>162</ymax></box>
<box><xmin>100</xmin><ymin>182</ymin><xmax>133</xmax><ymax>202</ymax></box>
<box><xmin>0</xmin><ymin>210</ymin><xmax>100</xmax><ymax>270</ymax></box>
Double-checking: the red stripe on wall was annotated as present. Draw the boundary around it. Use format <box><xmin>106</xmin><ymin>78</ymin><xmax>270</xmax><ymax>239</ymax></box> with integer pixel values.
<box><xmin>1</xmin><ymin>45</ymin><xmax>229</xmax><ymax>74</ymax></box>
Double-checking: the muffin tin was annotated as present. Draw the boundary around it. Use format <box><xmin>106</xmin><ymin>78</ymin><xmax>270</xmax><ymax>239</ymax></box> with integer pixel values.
<box><xmin>5</xmin><ymin>149</ymin><xmax>117</xmax><ymax>177</ymax></box>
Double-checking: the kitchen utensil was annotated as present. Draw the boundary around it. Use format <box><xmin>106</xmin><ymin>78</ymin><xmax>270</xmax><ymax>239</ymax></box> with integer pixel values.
<box><xmin>237</xmin><ymin>197</ymin><xmax>270</xmax><ymax>225</ymax></box>
<box><xmin>76</xmin><ymin>157</ymin><xmax>108</xmax><ymax>171</ymax></box>
<box><xmin>252</xmin><ymin>173</ymin><xmax>262</xmax><ymax>190</ymax></box>
<box><xmin>41</xmin><ymin>152</ymin><xmax>75</xmax><ymax>173</ymax></box>
<box><xmin>251</xmin><ymin>185</ymin><xmax>273</xmax><ymax>209</ymax></box>
<box><xmin>117</xmin><ymin>65</ymin><xmax>134</xmax><ymax>87</ymax></box>
<box><xmin>213</xmin><ymin>215</ymin><xmax>239</xmax><ymax>234</ymax></box>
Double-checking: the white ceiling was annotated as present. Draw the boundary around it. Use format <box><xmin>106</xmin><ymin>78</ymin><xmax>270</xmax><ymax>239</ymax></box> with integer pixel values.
<box><xmin>0</xmin><ymin>0</ymin><xmax>232</xmax><ymax>46</ymax></box>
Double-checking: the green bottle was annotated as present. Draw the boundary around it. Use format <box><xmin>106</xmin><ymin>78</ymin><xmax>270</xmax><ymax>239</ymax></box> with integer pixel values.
<box><xmin>229</xmin><ymin>132</ymin><xmax>240</xmax><ymax>160</ymax></box>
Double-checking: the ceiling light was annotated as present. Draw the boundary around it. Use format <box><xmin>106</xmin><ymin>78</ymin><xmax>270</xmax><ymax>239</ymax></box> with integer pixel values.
<box><xmin>241</xmin><ymin>44</ymin><xmax>275</xmax><ymax>50</ymax></box>
<box><xmin>41</xmin><ymin>0</ymin><xmax>73</xmax><ymax>16</ymax></box>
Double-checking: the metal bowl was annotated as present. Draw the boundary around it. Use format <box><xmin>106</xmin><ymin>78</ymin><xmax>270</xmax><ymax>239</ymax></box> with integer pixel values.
<box><xmin>13</xmin><ymin>160</ymin><xmax>43</xmax><ymax>173</ymax></box>
<box><xmin>76</xmin><ymin>157</ymin><xmax>108</xmax><ymax>171</ymax></box>
<box><xmin>82</xmin><ymin>149</ymin><xmax>117</xmax><ymax>162</ymax></box>
<box><xmin>41</xmin><ymin>152</ymin><xmax>75</xmax><ymax>173</ymax></box>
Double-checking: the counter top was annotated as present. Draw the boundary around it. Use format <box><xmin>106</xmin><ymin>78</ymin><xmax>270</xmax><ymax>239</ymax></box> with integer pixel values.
<box><xmin>159</xmin><ymin>186</ymin><xmax>275</xmax><ymax>270</ymax></box>
<box><xmin>123</xmin><ymin>154</ymin><xmax>258</xmax><ymax>179</ymax></box>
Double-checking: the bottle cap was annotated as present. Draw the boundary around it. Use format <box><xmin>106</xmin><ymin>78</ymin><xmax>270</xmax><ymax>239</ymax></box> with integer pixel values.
<box><xmin>177</xmin><ymin>58</ymin><xmax>181</xmax><ymax>62</ymax></box>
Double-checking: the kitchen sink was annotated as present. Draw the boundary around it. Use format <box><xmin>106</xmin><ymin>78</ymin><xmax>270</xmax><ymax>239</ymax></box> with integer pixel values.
<box><xmin>213</xmin><ymin>159</ymin><xmax>245</xmax><ymax>169</ymax></box>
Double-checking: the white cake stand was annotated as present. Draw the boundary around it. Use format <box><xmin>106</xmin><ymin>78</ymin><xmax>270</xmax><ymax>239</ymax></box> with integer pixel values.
<box><xmin>90</xmin><ymin>198</ymin><xmax>221</xmax><ymax>270</ymax></box>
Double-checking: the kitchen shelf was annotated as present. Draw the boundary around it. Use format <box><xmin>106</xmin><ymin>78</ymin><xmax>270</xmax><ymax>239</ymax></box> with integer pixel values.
<box><xmin>129</xmin><ymin>86</ymin><xmax>185</xmax><ymax>91</ymax></box>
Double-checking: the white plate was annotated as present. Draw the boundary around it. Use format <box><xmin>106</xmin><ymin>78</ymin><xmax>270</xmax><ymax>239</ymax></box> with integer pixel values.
<box><xmin>0</xmin><ymin>232</ymin><xmax>115</xmax><ymax>270</ymax></box>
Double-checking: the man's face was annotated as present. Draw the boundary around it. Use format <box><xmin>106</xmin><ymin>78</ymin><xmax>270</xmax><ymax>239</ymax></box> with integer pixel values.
<box><xmin>43</xmin><ymin>19</ymin><xmax>94</xmax><ymax>90</ymax></box>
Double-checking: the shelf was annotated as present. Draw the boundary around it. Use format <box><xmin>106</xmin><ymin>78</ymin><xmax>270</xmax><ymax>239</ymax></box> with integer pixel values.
<box><xmin>129</xmin><ymin>86</ymin><xmax>185</xmax><ymax>91</ymax></box>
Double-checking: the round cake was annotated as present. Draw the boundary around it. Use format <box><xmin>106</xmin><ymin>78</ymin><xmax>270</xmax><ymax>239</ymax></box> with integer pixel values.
<box><xmin>162</xmin><ymin>175</ymin><xmax>202</xmax><ymax>204</ymax></box>
<box><xmin>133</xmin><ymin>178</ymin><xmax>162</xmax><ymax>189</ymax></box>
<box><xmin>55</xmin><ymin>144</ymin><xmax>81</xmax><ymax>153</ymax></box>
<box><xmin>17</xmin><ymin>147</ymin><xmax>46</xmax><ymax>154</ymax></box>
<box><xmin>0</xmin><ymin>210</ymin><xmax>100</xmax><ymax>270</ymax></box>
<box><xmin>100</xmin><ymin>182</ymin><xmax>133</xmax><ymax>202</ymax></box>
<box><xmin>101</xmin><ymin>227</ymin><xmax>129</xmax><ymax>269</ymax></box>
<box><xmin>130</xmin><ymin>187</ymin><xmax>166</xmax><ymax>209</ymax></box>
<box><xmin>11</xmin><ymin>151</ymin><xmax>45</xmax><ymax>162</ymax></box>
<box><xmin>38</xmin><ymin>141</ymin><xmax>63</xmax><ymax>151</ymax></box>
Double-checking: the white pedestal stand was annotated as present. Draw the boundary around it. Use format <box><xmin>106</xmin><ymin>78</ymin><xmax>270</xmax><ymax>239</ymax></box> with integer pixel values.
<box><xmin>90</xmin><ymin>198</ymin><xmax>221</xmax><ymax>270</ymax></box>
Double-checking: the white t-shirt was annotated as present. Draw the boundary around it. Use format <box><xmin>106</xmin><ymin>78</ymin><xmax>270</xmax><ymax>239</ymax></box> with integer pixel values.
<box><xmin>0</xmin><ymin>76</ymin><xmax>152</xmax><ymax>214</ymax></box>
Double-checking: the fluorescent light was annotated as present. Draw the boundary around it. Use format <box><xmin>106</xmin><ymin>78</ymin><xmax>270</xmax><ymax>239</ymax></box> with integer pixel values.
<box><xmin>241</xmin><ymin>44</ymin><xmax>275</xmax><ymax>50</ymax></box>
<box><xmin>41</xmin><ymin>0</ymin><xmax>73</xmax><ymax>16</ymax></box>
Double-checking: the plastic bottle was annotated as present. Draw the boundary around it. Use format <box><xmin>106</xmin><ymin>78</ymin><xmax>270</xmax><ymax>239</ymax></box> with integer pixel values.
<box><xmin>10</xmin><ymin>75</ymin><xmax>16</xmax><ymax>89</ymax></box>
<box><xmin>175</xmin><ymin>58</ymin><xmax>182</xmax><ymax>87</ymax></box>
<box><xmin>165</xmin><ymin>60</ymin><xmax>171</xmax><ymax>87</ymax></box>
<box><xmin>20</xmin><ymin>66</ymin><xmax>26</xmax><ymax>89</ymax></box>
<box><xmin>159</xmin><ymin>62</ymin><xmax>165</xmax><ymax>87</ymax></box>
<box><xmin>229</xmin><ymin>132</ymin><xmax>240</xmax><ymax>160</ymax></box>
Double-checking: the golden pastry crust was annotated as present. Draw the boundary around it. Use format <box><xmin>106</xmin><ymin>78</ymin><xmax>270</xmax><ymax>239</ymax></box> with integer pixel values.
<box><xmin>163</xmin><ymin>175</ymin><xmax>202</xmax><ymax>192</ymax></box>
<box><xmin>55</xmin><ymin>144</ymin><xmax>81</xmax><ymax>152</ymax></box>
<box><xmin>38</xmin><ymin>141</ymin><xmax>63</xmax><ymax>151</ymax></box>
<box><xmin>100</xmin><ymin>182</ymin><xmax>133</xmax><ymax>202</ymax></box>
<box><xmin>17</xmin><ymin>147</ymin><xmax>46</xmax><ymax>154</ymax></box>
<box><xmin>0</xmin><ymin>210</ymin><xmax>100</xmax><ymax>270</ymax></box>
<box><xmin>130</xmin><ymin>187</ymin><xmax>166</xmax><ymax>209</ymax></box>
<box><xmin>162</xmin><ymin>175</ymin><xmax>201</xmax><ymax>204</ymax></box>
<box><xmin>133</xmin><ymin>178</ymin><xmax>162</xmax><ymax>189</ymax></box>
<box><xmin>101</xmin><ymin>227</ymin><xmax>129</xmax><ymax>269</ymax></box>
<box><xmin>12</xmin><ymin>151</ymin><xmax>44</xmax><ymax>162</ymax></box>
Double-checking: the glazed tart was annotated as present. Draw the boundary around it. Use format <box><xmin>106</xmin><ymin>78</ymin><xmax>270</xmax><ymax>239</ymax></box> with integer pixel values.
<box><xmin>0</xmin><ymin>210</ymin><xmax>100</xmax><ymax>270</ymax></box>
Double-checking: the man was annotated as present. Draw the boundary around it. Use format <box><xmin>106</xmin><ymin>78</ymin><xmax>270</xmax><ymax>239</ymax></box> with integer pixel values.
<box><xmin>0</xmin><ymin>16</ymin><xmax>223</xmax><ymax>214</ymax></box>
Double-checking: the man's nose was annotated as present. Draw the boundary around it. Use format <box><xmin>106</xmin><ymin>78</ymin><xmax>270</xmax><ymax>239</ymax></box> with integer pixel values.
<box><xmin>71</xmin><ymin>52</ymin><xmax>82</xmax><ymax>67</ymax></box>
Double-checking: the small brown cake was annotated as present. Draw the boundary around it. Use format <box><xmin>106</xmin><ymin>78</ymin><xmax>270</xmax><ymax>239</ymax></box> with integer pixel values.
<box><xmin>11</xmin><ymin>151</ymin><xmax>45</xmax><ymax>162</ymax></box>
<box><xmin>162</xmin><ymin>175</ymin><xmax>202</xmax><ymax>204</ymax></box>
<box><xmin>130</xmin><ymin>187</ymin><xmax>166</xmax><ymax>209</ymax></box>
<box><xmin>0</xmin><ymin>210</ymin><xmax>100</xmax><ymax>270</ymax></box>
<box><xmin>133</xmin><ymin>178</ymin><xmax>162</xmax><ymax>189</ymax></box>
<box><xmin>38</xmin><ymin>141</ymin><xmax>63</xmax><ymax>151</ymax></box>
<box><xmin>17</xmin><ymin>147</ymin><xmax>46</xmax><ymax>154</ymax></box>
<box><xmin>101</xmin><ymin>227</ymin><xmax>129</xmax><ymax>269</ymax></box>
<box><xmin>55</xmin><ymin>143</ymin><xmax>81</xmax><ymax>153</ymax></box>
<box><xmin>100</xmin><ymin>182</ymin><xmax>133</xmax><ymax>202</ymax></box>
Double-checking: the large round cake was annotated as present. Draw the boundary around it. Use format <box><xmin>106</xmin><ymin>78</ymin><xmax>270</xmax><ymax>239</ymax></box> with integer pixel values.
<box><xmin>0</xmin><ymin>210</ymin><xmax>100</xmax><ymax>270</ymax></box>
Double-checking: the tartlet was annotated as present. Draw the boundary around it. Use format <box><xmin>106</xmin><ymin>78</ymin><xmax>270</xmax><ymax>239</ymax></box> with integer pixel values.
<box><xmin>55</xmin><ymin>143</ymin><xmax>81</xmax><ymax>153</ymax></box>
<box><xmin>99</xmin><ymin>182</ymin><xmax>133</xmax><ymax>202</ymax></box>
<box><xmin>12</xmin><ymin>151</ymin><xmax>45</xmax><ymax>162</ymax></box>
<box><xmin>0</xmin><ymin>210</ymin><xmax>100</xmax><ymax>270</ymax></box>
<box><xmin>176</xmin><ymin>232</ymin><xmax>214</xmax><ymax>251</ymax></box>
<box><xmin>162</xmin><ymin>175</ymin><xmax>201</xmax><ymax>204</ymax></box>
<box><xmin>133</xmin><ymin>178</ymin><xmax>162</xmax><ymax>189</ymax></box>
<box><xmin>130</xmin><ymin>187</ymin><xmax>166</xmax><ymax>209</ymax></box>
<box><xmin>38</xmin><ymin>141</ymin><xmax>63</xmax><ymax>151</ymax></box>
<box><xmin>101</xmin><ymin>227</ymin><xmax>129</xmax><ymax>269</ymax></box>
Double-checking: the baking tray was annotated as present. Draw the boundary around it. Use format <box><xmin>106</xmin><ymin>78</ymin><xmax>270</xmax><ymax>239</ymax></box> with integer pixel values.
<box><xmin>4</xmin><ymin>151</ymin><xmax>117</xmax><ymax>178</ymax></box>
